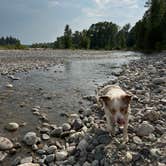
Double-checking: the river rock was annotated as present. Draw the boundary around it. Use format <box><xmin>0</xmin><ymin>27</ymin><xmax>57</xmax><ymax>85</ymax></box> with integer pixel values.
<box><xmin>18</xmin><ymin>163</ymin><xmax>40</xmax><ymax>166</ymax></box>
<box><xmin>153</xmin><ymin>77</ymin><xmax>165</xmax><ymax>85</ymax></box>
<box><xmin>62</xmin><ymin>123</ymin><xmax>71</xmax><ymax>131</ymax></box>
<box><xmin>0</xmin><ymin>137</ymin><xmax>13</xmax><ymax>150</ymax></box>
<box><xmin>6</xmin><ymin>83</ymin><xmax>13</xmax><ymax>88</ymax></box>
<box><xmin>5</xmin><ymin>122</ymin><xmax>19</xmax><ymax>131</ymax></box>
<box><xmin>45</xmin><ymin>154</ymin><xmax>55</xmax><ymax>163</ymax></box>
<box><xmin>125</xmin><ymin>151</ymin><xmax>133</xmax><ymax>162</ymax></box>
<box><xmin>20</xmin><ymin>156</ymin><xmax>33</xmax><ymax>164</ymax></box>
<box><xmin>72</xmin><ymin>119</ymin><xmax>83</xmax><ymax>131</ymax></box>
<box><xmin>0</xmin><ymin>151</ymin><xmax>7</xmax><ymax>162</ymax></box>
<box><xmin>133</xmin><ymin>136</ymin><xmax>143</xmax><ymax>145</ymax></box>
<box><xmin>77</xmin><ymin>139</ymin><xmax>88</xmax><ymax>152</ymax></box>
<box><xmin>46</xmin><ymin>145</ymin><xmax>57</xmax><ymax>154</ymax></box>
<box><xmin>144</xmin><ymin>110</ymin><xmax>160</xmax><ymax>121</ymax></box>
<box><xmin>23</xmin><ymin>132</ymin><xmax>37</xmax><ymax>145</ymax></box>
<box><xmin>56</xmin><ymin>150</ymin><xmax>68</xmax><ymax>161</ymax></box>
<box><xmin>136</xmin><ymin>121</ymin><xmax>155</xmax><ymax>136</ymax></box>
<box><xmin>42</xmin><ymin>134</ymin><xmax>50</xmax><ymax>140</ymax></box>
<box><xmin>50</xmin><ymin>127</ymin><xmax>63</xmax><ymax>137</ymax></box>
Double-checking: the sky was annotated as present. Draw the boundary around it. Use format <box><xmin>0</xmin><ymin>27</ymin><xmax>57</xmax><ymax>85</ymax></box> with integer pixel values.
<box><xmin>0</xmin><ymin>0</ymin><xmax>147</xmax><ymax>44</ymax></box>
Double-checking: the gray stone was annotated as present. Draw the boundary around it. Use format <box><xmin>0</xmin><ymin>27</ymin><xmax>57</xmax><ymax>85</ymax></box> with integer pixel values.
<box><xmin>51</xmin><ymin>127</ymin><xmax>63</xmax><ymax>137</ymax></box>
<box><xmin>92</xmin><ymin>160</ymin><xmax>99</xmax><ymax>166</ymax></box>
<box><xmin>133</xmin><ymin>136</ymin><xmax>143</xmax><ymax>145</ymax></box>
<box><xmin>42</xmin><ymin>134</ymin><xmax>50</xmax><ymax>140</ymax></box>
<box><xmin>62</xmin><ymin>123</ymin><xmax>71</xmax><ymax>131</ymax></box>
<box><xmin>153</xmin><ymin>77</ymin><xmax>165</xmax><ymax>85</ymax></box>
<box><xmin>6</xmin><ymin>83</ymin><xmax>13</xmax><ymax>88</ymax></box>
<box><xmin>40</xmin><ymin>127</ymin><xmax>50</xmax><ymax>134</ymax></box>
<box><xmin>56</xmin><ymin>150</ymin><xmax>68</xmax><ymax>161</ymax></box>
<box><xmin>5</xmin><ymin>122</ymin><xmax>19</xmax><ymax>131</ymax></box>
<box><xmin>125</xmin><ymin>151</ymin><xmax>133</xmax><ymax>162</ymax></box>
<box><xmin>72</xmin><ymin>119</ymin><xmax>83</xmax><ymax>131</ymax></box>
<box><xmin>23</xmin><ymin>132</ymin><xmax>37</xmax><ymax>145</ymax></box>
<box><xmin>46</xmin><ymin>145</ymin><xmax>57</xmax><ymax>154</ymax></box>
<box><xmin>36</xmin><ymin>149</ymin><xmax>46</xmax><ymax>155</ymax></box>
<box><xmin>0</xmin><ymin>151</ymin><xmax>7</xmax><ymax>162</ymax></box>
<box><xmin>0</xmin><ymin>137</ymin><xmax>13</xmax><ymax>150</ymax></box>
<box><xmin>136</xmin><ymin>121</ymin><xmax>155</xmax><ymax>136</ymax></box>
<box><xmin>83</xmin><ymin>161</ymin><xmax>91</xmax><ymax>166</ymax></box>
<box><xmin>45</xmin><ymin>154</ymin><xmax>55</xmax><ymax>163</ymax></box>
<box><xmin>18</xmin><ymin>163</ymin><xmax>40</xmax><ymax>166</ymax></box>
<box><xmin>20</xmin><ymin>156</ymin><xmax>33</xmax><ymax>164</ymax></box>
<box><xmin>77</xmin><ymin>139</ymin><xmax>88</xmax><ymax>152</ymax></box>
<box><xmin>144</xmin><ymin>110</ymin><xmax>160</xmax><ymax>121</ymax></box>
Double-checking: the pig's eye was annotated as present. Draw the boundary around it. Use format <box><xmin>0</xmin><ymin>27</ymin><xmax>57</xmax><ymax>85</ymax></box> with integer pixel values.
<box><xmin>120</xmin><ymin>108</ymin><xmax>127</xmax><ymax>114</ymax></box>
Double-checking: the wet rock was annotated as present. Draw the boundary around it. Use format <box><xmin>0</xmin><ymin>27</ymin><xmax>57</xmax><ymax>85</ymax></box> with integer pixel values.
<box><xmin>20</xmin><ymin>156</ymin><xmax>33</xmax><ymax>164</ymax></box>
<box><xmin>23</xmin><ymin>132</ymin><xmax>37</xmax><ymax>145</ymax></box>
<box><xmin>77</xmin><ymin>139</ymin><xmax>88</xmax><ymax>152</ymax></box>
<box><xmin>0</xmin><ymin>137</ymin><xmax>13</xmax><ymax>150</ymax></box>
<box><xmin>6</xmin><ymin>83</ymin><xmax>13</xmax><ymax>88</ymax></box>
<box><xmin>125</xmin><ymin>151</ymin><xmax>133</xmax><ymax>162</ymax></box>
<box><xmin>60</xmin><ymin>112</ymin><xmax>69</xmax><ymax>118</ymax></box>
<box><xmin>50</xmin><ymin>127</ymin><xmax>63</xmax><ymax>137</ymax></box>
<box><xmin>150</xmin><ymin>148</ymin><xmax>161</xmax><ymax>157</ymax></box>
<box><xmin>133</xmin><ymin>136</ymin><xmax>143</xmax><ymax>145</ymax></box>
<box><xmin>46</xmin><ymin>145</ymin><xmax>57</xmax><ymax>154</ymax></box>
<box><xmin>40</xmin><ymin>127</ymin><xmax>50</xmax><ymax>134</ymax></box>
<box><xmin>18</xmin><ymin>163</ymin><xmax>40</xmax><ymax>166</ymax></box>
<box><xmin>45</xmin><ymin>154</ymin><xmax>55</xmax><ymax>163</ymax></box>
<box><xmin>56</xmin><ymin>150</ymin><xmax>68</xmax><ymax>161</ymax></box>
<box><xmin>144</xmin><ymin>110</ymin><xmax>160</xmax><ymax>121</ymax></box>
<box><xmin>42</xmin><ymin>134</ymin><xmax>50</xmax><ymax>140</ymax></box>
<box><xmin>136</xmin><ymin>121</ymin><xmax>155</xmax><ymax>136</ymax></box>
<box><xmin>8</xmin><ymin>75</ymin><xmax>20</xmax><ymax>80</ymax></box>
<box><xmin>67</xmin><ymin>145</ymin><xmax>76</xmax><ymax>155</ymax></box>
<box><xmin>158</xmin><ymin>133</ymin><xmax>166</xmax><ymax>143</ymax></box>
<box><xmin>36</xmin><ymin>149</ymin><xmax>46</xmax><ymax>155</ymax></box>
<box><xmin>83</xmin><ymin>161</ymin><xmax>91</xmax><ymax>166</ymax></box>
<box><xmin>72</xmin><ymin>119</ymin><xmax>83</xmax><ymax>131</ymax></box>
<box><xmin>92</xmin><ymin>160</ymin><xmax>99</xmax><ymax>166</ymax></box>
<box><xmin>153</xmin><ymin>77</ymin><xmax>165</xmax><ymax>85</ymax></box>
<box><xmin>62</xmin><ymin>123</ymin><xmax>71</xmax><ymax>131</ymax></box>
<box><xmin>70</xmin><ymin>113</ymin><xmax>80</xmax><ymax>120</ymax></box>
<box><xmin>0</xmin><ymin>151</ymin><xmax>7</xmax><ymax>162</ymax></box>
<box><xmin>5</xmin><ymin>122</ymin><xmax>19</xmax><ymax>131</ymax></box>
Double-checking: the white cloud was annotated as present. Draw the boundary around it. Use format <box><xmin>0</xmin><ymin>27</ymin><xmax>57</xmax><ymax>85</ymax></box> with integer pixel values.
<box><xmin>93</xmin><ymin>0</ymin><xmax>138</xmax><ymax>8</ymax></box>
<box><xmin>47</xmin><ymin>0</ymin><xmax>60</xmax><ymax>7</ymax></box>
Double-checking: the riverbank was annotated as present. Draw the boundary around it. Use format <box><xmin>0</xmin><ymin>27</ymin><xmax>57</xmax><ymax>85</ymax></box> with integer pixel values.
<box><xmin>0</xmin><ymin>51</ymin><xmax>165</xmax><ymax>166</ymax></box>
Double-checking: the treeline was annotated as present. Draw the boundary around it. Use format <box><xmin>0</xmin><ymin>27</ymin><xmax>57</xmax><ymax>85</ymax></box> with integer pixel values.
<box><xmin>31</xmin><ymin>23</ymin><xmax>131</xmax><ymax>50</ymax></box>
<box><xmin>0</xmin><ymin>36</ymin><xmax>27</xmax><ymax>49</ymax></box>
<box><xmin>32</xmin><ymin>0</ymin><xmax>166</xmax><ymax>52</ymax></box>
<box><xmin>0</xmin><ymin>36</ymin><xmax>20</xmax><ymax>46</ymax></box>
<box><xmin>128</xmin><ymin>0</ymin><xmax>166</xmax><ymax>51</ymax></box>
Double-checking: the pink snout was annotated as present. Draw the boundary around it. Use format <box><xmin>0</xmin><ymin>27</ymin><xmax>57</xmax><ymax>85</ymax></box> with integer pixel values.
<box><xmin>117</xmin><ymin>118</ymin><xmax>125</xmax><ymax>126</ymax></box>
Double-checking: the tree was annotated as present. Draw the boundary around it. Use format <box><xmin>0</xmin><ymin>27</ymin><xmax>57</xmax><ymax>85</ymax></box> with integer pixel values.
<box><xmin>64</xmin><ymin>24</ymin><xmax>72</xmax><ymax>49</ymax></box>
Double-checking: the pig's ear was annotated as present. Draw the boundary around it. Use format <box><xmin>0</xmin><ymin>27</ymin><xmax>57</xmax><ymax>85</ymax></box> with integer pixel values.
<box><xmin>99</xmin><ymin>96</ymin><xmax>111</xmax><ymax>106</ymax></box>
<box><xmin>121</xmin><ymin>94</ymin><xmax>132</xmax><ymax>104</ymax></box>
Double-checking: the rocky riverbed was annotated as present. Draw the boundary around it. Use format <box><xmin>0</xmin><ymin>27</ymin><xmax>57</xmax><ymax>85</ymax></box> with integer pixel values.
<box><xmin>0</xmin><ymin>50</ymin><xmax>166</xmax><ymax>166</ymax></box>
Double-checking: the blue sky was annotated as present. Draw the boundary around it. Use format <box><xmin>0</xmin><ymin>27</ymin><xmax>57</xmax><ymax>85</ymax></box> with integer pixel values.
<box><xmin>0</xmin><ymin>0</ymin><xmax>147</xmax><ymax>44</ymax></box>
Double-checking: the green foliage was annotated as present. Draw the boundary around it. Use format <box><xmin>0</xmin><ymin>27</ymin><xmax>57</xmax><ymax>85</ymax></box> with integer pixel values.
<box><xmin>129</xmin><ymin>0</ymin><xmax>166</xmax><ymax>51</ymax></box>
<box><xmin>0</xmin><ymin>36</ymin><xmax>27</xmax><ymax>49</ymax></box>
